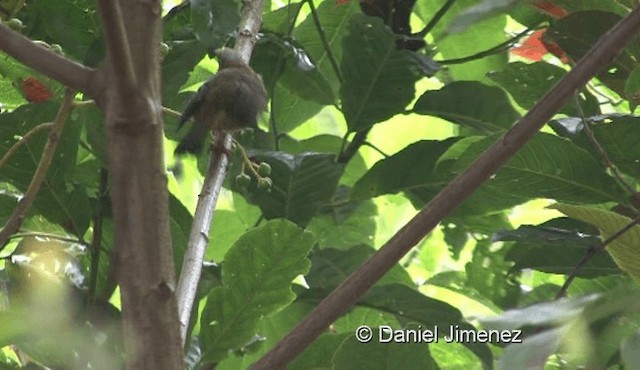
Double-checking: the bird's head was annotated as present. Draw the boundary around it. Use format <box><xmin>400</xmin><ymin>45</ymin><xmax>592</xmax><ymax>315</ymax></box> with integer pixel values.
<box><xmin>215</xmin><ymin>48</ymin><xmax>247</xmax><ymax>69</ymax></box>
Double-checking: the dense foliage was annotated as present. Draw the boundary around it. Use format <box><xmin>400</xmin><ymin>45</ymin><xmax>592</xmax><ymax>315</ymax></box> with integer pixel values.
<box><xmin>2</xmin><ymin>0</ymin><xmax>640</xmax><ymax>368</ymax></box>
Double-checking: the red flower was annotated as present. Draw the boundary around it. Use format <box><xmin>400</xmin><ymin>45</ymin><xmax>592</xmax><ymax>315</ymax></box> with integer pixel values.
<box><xmin>21</xmin><ymin>76</ymin><xmax>53</xmax><ymax>103</ymax></box>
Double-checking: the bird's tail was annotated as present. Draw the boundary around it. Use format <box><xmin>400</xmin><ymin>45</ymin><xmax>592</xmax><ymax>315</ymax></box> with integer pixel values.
<box><xmin>175</xmin><ymin>123</ymin><xmax>207</xmax><ymax>155</ymax></box>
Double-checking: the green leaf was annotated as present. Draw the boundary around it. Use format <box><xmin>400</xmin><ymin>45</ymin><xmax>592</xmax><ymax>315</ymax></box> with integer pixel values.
<box><xmin>489</xmin><ymin>62</ymin><xmax>600</xmax><ymax>116</ymax></box>
<box><xmin>307</xmin><ymin>195</ymin><xmax>377</xmax><ymax>250</ymax></box>
<box><xmin>447</xmin><ymin>0</ymin><xmax>523</xmax><ymax>34</ymax></box>
<box><xmin>550</xmin><ymin>115</ymin><xmax>640</xmax><ymax>178</ymax></box>
<box><xmin>361</xmin><ymin>284</ymin><xmax>493</xmax><ymax>369</ymax></box>
<box><xmin>0</xmin><ymin>102</ymin><xmax>90</xmax><ymax>236</ymax></box>
<box><xmin>621</xmin><ymin>332</ymin><xmax>640</xmax><ymax>369</ymax></box>
<box><xmin>305</xmin><ymin>246</ymin><xmax>413</xmax><ymax>291</ymax></box>
<box><xmin>551</xmin><ymin>204</ymin><xmax>640</xmax><ymax>283</ymax></box>
<box><xmin>190</xmin><ymin>0</ymin><xmax>240</xmax><ymax>51</ymax></box>
<box><xmin>483</xmin><ymin>294</ymin><xmax>599</xmax><ymax>330</ymax></box>
<box><xmin>24</xmin><ymin>0</ymin><xmax>101</xmax><ymax>62</ymax></box>
<box><xmin>289</xmin><ymin>333</ymin><xmax>351</xmax><ymax>370</ymax></box>
<box><xmin>241</xmin><ymin>151</ymin><xmax>344</xmax><ymax>227</ymax></box>
<box><xmin>169</xmin><ymin>194</ymin><xmax>191</xmax><ymax>276</ymax></box>
<box><xmin>415</xmin><ymin>0</ymin><xmax>508</xmax><ymax>81</ymax></box>
<box><xmin>340</xmin><ymin>13</ymin><xmax>422</xmax><ymax>132</ymax></box>
<box><xmin>251</xmin><ymin>34</ymin><xmax>335</xmax><ymax>105</ymax></box>
<box><xmin>267</xmin><ymin>0</ymin><xmax>359</xmax><ymax>132</ymax></box>
<box><xmin>332</xmin><ymin>332</ymin><xmax>437</xmax><ymax>370</ymax></box>
<box><xmin>499</xmin><ymin>217</ymin><xmax>620</xmax><ymax>277</ymax></box>
<box><xmin>454</xmin><ymin>133</ymin><xmax>626</xmax><ymax>204</ymax></box>
<box><xmin>294</xmin><ymin>0</ymin><xmax>359</xmax><ymax>93</ymax></box>
<box><xmin>262</xmin><ymin>2</ymin><xmax>303</xmax><ymax>35</ymax></box>
<box><xmin>351</xmin><ymin>139</ymin><xmax>458</xmax><ymax>200</ymax></box>
<box><xmin>544</xmin><ymin>10</ymin><xmax>640</xmax><ymax>101</ymax></box>
<box><xmin>413</xmin><ymin>81</ymin><xmax>520</xmax><ymax>133</ymax></box>
<box><xmin>200</xmin><ymin>219</ymin><xmax>315</xmax><ymax>362</ymax></box>
<box><xmin>278</xmin><ymin>134</ymin><xmax>368</xmax><ymax>187</ymax></box>
<box><xmin>624</xmin><ymin>66</ymin><xmax>640</xmax><ymax>111</ymax></box>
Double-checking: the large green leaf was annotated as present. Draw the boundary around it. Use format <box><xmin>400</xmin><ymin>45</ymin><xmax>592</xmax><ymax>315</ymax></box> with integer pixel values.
<box><xmin>304</xmin><ymin>245</ymin><xmax>413</xmax><ymax>291</ymax></box>
<box><xmin>551</xmin><ymin>204</ymin><xmax>640</xmax><ymax>283</ymax></box>
<box><xmin>498</xmin><ymin>217</ymin><xmax>620</xmax><ymax>277</ymax></box>
<box><xmin>190</xmin><ymin>0</ymin><xmax>240</xmax><ymax>51</ymax></box>
<box><xmin>332</xmin><ymin>332</ymin><xmax>437</xmax><ymax>370</ymax></box>
<box><xmin>414</xmin><ymin>0</ymin><xmax>508</xmax><ymax>81</ymax></box>
<box><xmin>307</xmin><ymin>194</ymin><xmax>377</xmax><ymax>250</ymax></box>
<box><xmin>265</xmin><ymin>0</ymin><xmax>359</xmax><ymax>133</ymax></box>
<box><xmin>544</xmin><ymin>10</ymin><xmax>640</xmax><ymax>101</ymax></box>
<box><xmin>0</xmin><ymin>102</ymin><xmax>90</xmax><ymax>236</ymax></box>
<box><xmin>340</xmin><ymin>13</ymin><xmax>422</xmax><ymax>132</ymax></box>
<box><xmin>251</xmin><ymin>34</ymin><xmax>334</xmax><ymax>106</ymax></box>
<box><xmin>262</xmin><ymin>2</ymin><xmax>303</xmax><ymax>35</ymax></box>
<box><xmin>351</xmin><ymin>139</ymin><xmax>458</xmax><ymax>200</ymax></box>
<box><xmin>350</xmin><ymin>138</ymin><xmax>524</xmax><ymax>215</ymax></box>
<box><xmin>454</xmin><ymin>133</ymin><xmax>626</xmax><ymax>204</ymax></box>
<box><xmin>200</xmin><ymin>219</ymin><xmax>315</xmax><ymax>363</ymax></box>
<box><xmin>413</xmin><ymin>81</ymin><xmax>520</xmax><ymax>133</ymax></box>
<box><xmin>288</xmin><ymin>333</ymin><xmax>351</xmax><ymax>370</ymax></box>
<box><xmin>550</xmin><ymin>115</ymin><xmax>640</xmax><ymax>178</ymax></box>
<box><xmin>447</xmin><ymin>0</ymin><xmax>523</xmax><ymax>34</ymax></box>
<box><xmin>489</xmin><ymin>62</ymin><xmax>600</xmax><ymax>116</ymax></box>
<box><xmin>361</xmin><ymin>284</ymin><xmax>494</xmax><ymax>369</ymax></box>
<box><xmin>241</xmin><ymin>151</ymin><xmax>344</xmax><ymax>227</ymax></box>
<box><xmin>294</xmin><ymin>0</ymin><xmax>359</xmax><ymax>94</ymax></box>
<box><xmin>23</xmin><ymin>0</ymin><xmax>101</xmax><ymax>63</ymax></box>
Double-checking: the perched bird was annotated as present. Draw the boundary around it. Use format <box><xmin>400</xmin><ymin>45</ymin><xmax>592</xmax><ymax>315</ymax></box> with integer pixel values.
<box><xmin>175</xmin><ymin>48</ymin><xmax>267</xmax><ymax>155</ymax></box>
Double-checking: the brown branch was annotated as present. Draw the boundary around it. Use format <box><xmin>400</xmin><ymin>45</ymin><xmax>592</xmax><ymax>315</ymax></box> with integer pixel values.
<box><xmin>0</xmin><ymin>89</ymin><xmax>75</xmax><ymax>247</ymax></box>
<box><xmin>0</xmin><ymin>24</ymin><xmax>95</xmax><ymax>96</ymax></box>
<box><xmin>250</xmin><ymin>4</ymin><xmax>640</xmax><ymax>369</ymax></box>
<box><xmin>96</xmin><ymin>0</ymin><xmax>138</xmax><ymax>108</ymax></box>
<box><xmin>0</xmin><ymin>122</ymin><xmax>53</xmax><ymax>169</ymax></box>
<box><xmin>175</xmin><ymin>0</ymin><xmax>266</xmax><ymax>346</ymax></box>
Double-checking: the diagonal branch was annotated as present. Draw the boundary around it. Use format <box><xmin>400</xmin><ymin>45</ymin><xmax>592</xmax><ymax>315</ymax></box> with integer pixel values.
<box><xmin>175</xmin><ymin>0</ymin><xmax>266</xmax><ymax>346</ymax></box>
<box><xmin>0</xmin><ymin>24</ymin><xmax>95</xmax><ymax>96</ymax></box>
<box><xmin>250</xmin><ymin>4</ymin><xmax>640</xmax><ymax>369</ymax></box>
<box><xmin>0</xmin><ymin>88</ymin><xmax>75</xmax><ymax>247</ymax></box>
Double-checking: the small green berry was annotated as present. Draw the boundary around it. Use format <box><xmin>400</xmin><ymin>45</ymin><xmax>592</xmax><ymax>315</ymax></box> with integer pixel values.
<box><xmin>50</xmin><ymin>44</ymin><xmax>64</xmax><ymax>55</ymax></box>
<box><xmin>257</xmin><ymin>177</ymin><xmax>272</xmax><ymax>190</ymax></box>
<box><xmin>6</xmin><ymin>19</ymin><xmax>23</xmax><ymax>31</ymax></box>
<box><xmin>257</xmin><ymin>162</ymin><xmax>271</xmax><ymax>176</ymax></box>
<box><xmin>159</xmin><ymin>42</ymin><xmax>170</xmax><ymax>58</ymax></box>
<box><xmin>235</xmin><ymin>173</ymin><xmax>251</xmax><ymax>188</ymax></box>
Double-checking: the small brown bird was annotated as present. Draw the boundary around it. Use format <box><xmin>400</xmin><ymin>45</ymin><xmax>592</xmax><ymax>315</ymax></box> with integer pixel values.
<box><xmin>175</xmin><ymin>48</ymin><xmax>267</xmax><ymax>155</ymax></box>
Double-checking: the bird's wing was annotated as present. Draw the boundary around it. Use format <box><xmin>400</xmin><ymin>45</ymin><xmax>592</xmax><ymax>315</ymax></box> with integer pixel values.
<box><xmin>209</xmin><ymin>69</ymin><xmax>267</xmax><ymax>127</ymax></box>
<box><xmin>177</xmin><ymin>78</ymin><xmax>212</xmax><ymax>130</ymax></box>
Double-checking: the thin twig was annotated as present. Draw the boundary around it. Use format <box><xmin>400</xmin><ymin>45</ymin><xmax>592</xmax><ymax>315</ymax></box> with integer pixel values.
<box><xmin>555</xmin><ymin>214</ymin><xmax>640</xmax><ymax>299</ymax></box>
<box><xmin>0</xmin><ymin>122</ymin><xmax>53</xmax><ymax>169</ymax></box>
<box><xmin>307</xmin><ymin>0</ymin><xmax>343</xmax><ymax>84</ymax></box>
<box><xmin>437</xmin><ymin>27</ymin><xmax>534</xmax><ymax>65</ymax></box>
<box><xmin>0</xmin><ymin>88</ymin><xmax>76</xmax><ymax>247</ymax></box>
<box><xmin>337</xmin><ymin>128</ymin><xmax>370</xmax><ymax>163</ymax></box>
<box><xmin>269</xmin><ymin>0</ymin><xmax>304</xmax><ymax>150</ymax></box>
<box><xmin>417</xmin><ymin>0</ymin><xmax>457</xmax><ymax>37</ymax></box>
<box><xmin>250</xmin><ymin>5</ymin><xmax>640</xmax><ymax>369</ymax></box>
<box><xmin>363</xmin><ymin>141</ymin><xmax>389</xmax><ymax>158</ymax></box>
<box><xmin>175</xmin><ymin>0</ymin><xmax>266</xmax><ymax>347</ymax></box>
<box><xmin>573</xmin><ymin>94</ymin><xmax>637</xmax><ymax>200</ymax></box>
